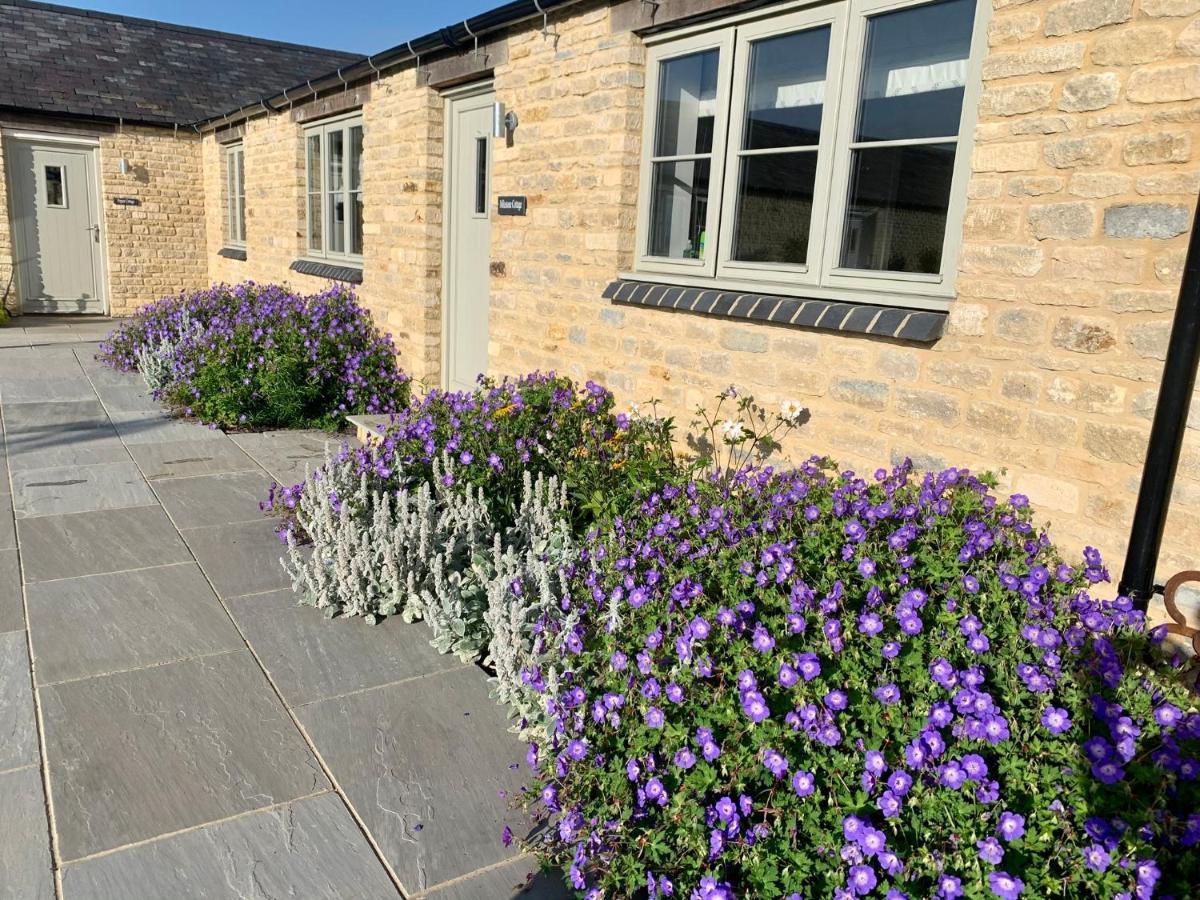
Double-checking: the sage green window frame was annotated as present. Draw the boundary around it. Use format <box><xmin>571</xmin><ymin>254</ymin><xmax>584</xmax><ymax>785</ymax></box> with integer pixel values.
<box><xmin>223</xmin><ymin>141</ymin><xmax>245</xmax><ymax>248</ymax></box>
<box><xmin>303</xmin><ymin>112</ymin><xmax>364</xmax><ymax>264</ymax></box>
<box><xmin>632</xmin><ymin>0</ymin><xmax>990</xmax><ymax>309</ymax></box>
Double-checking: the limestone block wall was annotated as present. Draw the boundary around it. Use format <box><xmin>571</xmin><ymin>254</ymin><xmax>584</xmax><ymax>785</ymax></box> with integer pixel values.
<box><xmin>187</xmin><ymin>0</ymin><xmax>1198</xmax><ymax>574</ymax></box>
<box><xmin>99</xmin><ymin>127</ymin><xmax>207</xmax><ymax>313</ymax></box>
<box><xmin>485</xmin><ymin>0</ymin><xmax>1200</xmax><ymax>575</ymax></box>
<box><xmin>201</xmin><ymin>75</ymin><xmax>445</xmax><ymax>384</ymax></box>
<box><xmin>0</xmin><ymin>123</ymin><xmax>207</xmax><ymax>315</ymax></box>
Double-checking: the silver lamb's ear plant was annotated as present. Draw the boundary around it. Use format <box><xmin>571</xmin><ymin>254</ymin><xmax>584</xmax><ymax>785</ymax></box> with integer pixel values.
<box><xmin>136</xmin><ymin>307</ymin><xmax>199</xmax><ymax>394</ymax></box>
<box><xmin>282</xmin><ymin>451</ymin><xmax>579</xmax><ymax>735</ymax></box>
<box><xmin>483</xmin><ymin>471</ymin><xmax>577</xmax><ymax>741</ymax></box>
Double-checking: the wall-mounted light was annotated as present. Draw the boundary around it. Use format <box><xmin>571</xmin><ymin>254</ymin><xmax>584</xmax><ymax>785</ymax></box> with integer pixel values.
<box><xmin>492</xmin><ymin>102</ymin><xmax>518</xmax><ymax>139</ymax></box>
<box><xmin>118</xmin><ymin>158</ymin><xmax>130</xmax><ymax>175</ymax></box>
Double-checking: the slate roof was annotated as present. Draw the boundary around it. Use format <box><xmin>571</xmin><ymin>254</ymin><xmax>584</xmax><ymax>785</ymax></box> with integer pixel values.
<box><xmin>0</xmin><ymin>0</ymin><xmax>363</xmax><ymax>126</ymax></box>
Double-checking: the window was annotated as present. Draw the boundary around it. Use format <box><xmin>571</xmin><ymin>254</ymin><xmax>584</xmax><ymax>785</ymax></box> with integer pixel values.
<box><xmin>634</xmin><ymin>0</ymin><xmax>984</xmax><ymax>304</ymax></box>
<box><xmin>304</xmin><ymin>114</ymin><xmax>364</xmax><ymax>262</ymax></box>
<box><xmin>223</xmin><ymin>142</ymin><xmax>245</xmax><ymax>247</ymax></box>
<box><xmin>44</xmin><ymin>165</ymin><xmax>66</xmax><ymax>207</ymax></box>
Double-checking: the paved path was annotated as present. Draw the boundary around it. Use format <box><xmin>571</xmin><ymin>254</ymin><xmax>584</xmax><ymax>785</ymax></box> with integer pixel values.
<box><xmin>0</xmin><ymin>319</ymin><xmax>563</xmax><ymax>899</ymax></box>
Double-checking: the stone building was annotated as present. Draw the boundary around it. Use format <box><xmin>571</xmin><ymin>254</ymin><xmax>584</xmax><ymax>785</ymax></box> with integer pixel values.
<box><xmin>3</xmin><ymin>0</ymin><xmax>1199</xmax><ymax>575</ymax></box>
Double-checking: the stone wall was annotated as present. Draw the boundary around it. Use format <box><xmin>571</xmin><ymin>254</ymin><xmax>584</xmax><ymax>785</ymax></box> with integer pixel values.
<box><xmin>98</xmin><ymin>127</ymin><xmax>208</xmax><ymax>314</ymax></box>
<box><xmin>0</xmin><ymin>122</ymin><xmax>207</xmax><ymax>315</ymax></box>
<box><xmin>201</xmin><ymin>77</ymin><xmax>445</xmax><ymax>384</ymax></box>
<box><xmin>186</xmin><ymin>0</ymin><xmax>1199</xmax><ymax>574</ymax></box>
<box><xmin>486</xmin><ymin>0</ymin><xmax>1200</xmax><ymax>575</ymax></box>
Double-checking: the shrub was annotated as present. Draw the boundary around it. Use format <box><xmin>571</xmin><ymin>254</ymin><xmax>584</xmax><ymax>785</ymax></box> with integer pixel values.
<box><xmin>99</xmin><ymin>282</ymin><xmax>408</xmax><ymax>430</ymax></box>
<box><xmin>267</xmin><ymin>372</ymin><xmax>678</xmax><ymax>536</ymax></box>
<box><xmin>523</xmin><ymin>461</ymin><xmax>1199</xmax><ymax>899</ymax></box>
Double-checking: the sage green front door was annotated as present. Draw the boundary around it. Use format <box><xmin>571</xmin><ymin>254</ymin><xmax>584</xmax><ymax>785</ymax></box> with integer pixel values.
<box><xmin>6</xmin><ymin>139</ymin><xmax>105</xmax><ymax>313</ymax></box>
<box><xmin>443</xmin><ymin>88</ymin><xmax>495</xmax><ymax>391</ymax></box>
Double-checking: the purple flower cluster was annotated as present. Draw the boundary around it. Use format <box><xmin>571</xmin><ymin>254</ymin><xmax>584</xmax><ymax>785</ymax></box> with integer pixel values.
<box><xmin>99</xmin><ymin>281</ymin><xmax>409</xmax><ymax>430</ymax></box>
<box><xmin>265</xmin><ymin>371</ymin><xmax>676</xmax><ymax>542</ymax></box>
<box><xmin>524</xmin><ymin>460</ymin><xmax>1200</xmax><ymax>898</ymax></box>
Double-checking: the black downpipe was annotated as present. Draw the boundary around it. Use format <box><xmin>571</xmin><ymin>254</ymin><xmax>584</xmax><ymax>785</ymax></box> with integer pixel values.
<box><xmin>1119</xmin><ymin>196</ymin><xmax>1200</xmax><ymax>608</ymax></box>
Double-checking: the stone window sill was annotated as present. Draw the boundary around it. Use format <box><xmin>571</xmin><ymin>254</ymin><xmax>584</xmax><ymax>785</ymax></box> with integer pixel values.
<box><xmin>218</xmin><ymin>247</ymin><xmax>247</xmax><ymax>261</ymax></box>
<box><xmin>602</xmin><ymin>280</ymin><xmax>947</xmax><ymax>343</ymax></box>
<box><xmin>289</xmin><ymin>259</ymin><xmax>364</xmax><ymax>284</ymax></box>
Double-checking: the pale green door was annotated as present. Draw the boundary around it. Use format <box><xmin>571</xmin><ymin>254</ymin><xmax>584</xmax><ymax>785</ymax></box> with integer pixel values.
<box><xmin>444</xmin><ymin>89</ymin><xmax>495</xmax><ymax>391</ymax></box>
<box><xmin>7</xmin><ymin>139</ymin><xmax>105</xmax><ymax>313</ymax></box>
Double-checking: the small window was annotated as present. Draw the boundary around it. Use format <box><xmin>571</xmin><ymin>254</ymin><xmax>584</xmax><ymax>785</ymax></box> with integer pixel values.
<box><xmin>305</xmin><ymin>114</ymin><xmax>364</xmax><ymax>262</ymax></box>
<box><xmin>45</xmin><ymin>165</ymin><xmax>66</xmax><ymax>207</ymax></box>
<box><xmin>635</xmin><ymin>0</ymin><xmax>984</xmax><ymax>304</ymax></box>
<box><xmin>474</xmin><ymin>136</ymin><xmax>488</xmax><ymax>216</ymax></box>
<box><xmin>223</xmin><ymin>142</ymin><xmax>245</xmax><ymax>248</ymax></box>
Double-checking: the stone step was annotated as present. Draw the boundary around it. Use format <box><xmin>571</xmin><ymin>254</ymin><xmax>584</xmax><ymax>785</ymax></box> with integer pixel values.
<box><xmin>345</xmin><ymin>414</ymin><xmax>391</xmax><ymax>445</ymax></box>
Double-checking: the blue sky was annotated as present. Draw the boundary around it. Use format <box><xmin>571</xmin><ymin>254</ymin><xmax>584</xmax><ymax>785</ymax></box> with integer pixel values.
<box><xmin>64</xmin><ymin>1</ymin><xmax>499</xmax><ymax>53</ymax></box>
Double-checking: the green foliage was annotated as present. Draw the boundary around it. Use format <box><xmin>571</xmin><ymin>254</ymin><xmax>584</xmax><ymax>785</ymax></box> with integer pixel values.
<box><xmin>525</xmin><ymin>462</ymin><xmax>1200</xmax><ymax>899</ymax></box>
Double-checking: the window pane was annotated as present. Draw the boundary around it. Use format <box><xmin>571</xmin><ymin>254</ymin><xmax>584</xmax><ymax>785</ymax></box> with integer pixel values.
<box><xmin>235</xmin><ymin>151</ymin><xmax>245</xmax><ymax>242</ymax></box>
<box><xmin>474</xmin><ymin>136</ymin><xmax>488</xmax><ymax>215</ymax></box>
<box><xmin>743</xmin><ymin>27</ymin><xmax>831</xmax><ymax>151</ymax></box>
<box><xmin>839</xmin><ymin>143</ymin><xmax>955</xmax><ymax>274</ymax></box>
<box><xmin>327</xmin><ymin>129</ymin><xmax>346</xmax><ymax>254</ymax></box>
<box><xmin>854</xmin><ymin>0</ymin><xmax>976</xmax><ymax>143</ymax></box>
<box><xmin>306</xmin><ymin>134</ymin><xmax>322</xmax><ymax>251</ymax></box>
<box><xmin>732</xmin><ymin>152</ymin><xmax>818</xmax><ymax>265</ymax></box>
<box><xmin>349</xmin><ymin>125</ymin><xmax>363</xmax><ymax>191</ymax></box>
<box><xmin>327</xmin><ymin>129</ymin><xmax>345</xmax><ymax>192</ymax></box>
<box><xmin>654</xmin><ymin>50</ymin><xmax>719</xmax><ymax>157</ymax></box>
<box><xmin>647</xmin><ymin>159</ymin><xmax>710</xmax><ymax>259</ymax></box>
<box><xmin>45</xmin><ymin>166</ymin><xmax>65</xmax><ymax>207</ymax></box>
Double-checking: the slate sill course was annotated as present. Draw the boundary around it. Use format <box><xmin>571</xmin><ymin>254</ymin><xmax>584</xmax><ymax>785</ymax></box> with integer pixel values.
<box><xmin>604</xmin><ymin>279</ymin><xmax>947</xmax><ymax>343</ymax></box>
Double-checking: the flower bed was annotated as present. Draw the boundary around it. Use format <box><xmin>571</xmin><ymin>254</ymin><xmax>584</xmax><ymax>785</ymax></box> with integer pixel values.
<box><xmin>99</xmin><ymin>282</ymin><xmax>408</xmax><ymax>430</ymax></box>
<box><xmin>520</xmin><ymin>462</ymin><xmax>1200</xmax><ymax>898</ymax></box>
<box><xmin>263</xmin><ymin>367</ymin><xmax>1197</xmax><ymax>897</ymax></box>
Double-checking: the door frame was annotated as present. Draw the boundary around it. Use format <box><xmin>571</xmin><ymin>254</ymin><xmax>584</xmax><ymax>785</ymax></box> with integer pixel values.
<box><xmin>3</xmin><ymin>130</ymin><xmax>110</xmax><ymax>315</ymax></box>
<box><xmin>440</xmin><ymin>79</ymin><xmax>495</xmax><ymax>390</ymax></box>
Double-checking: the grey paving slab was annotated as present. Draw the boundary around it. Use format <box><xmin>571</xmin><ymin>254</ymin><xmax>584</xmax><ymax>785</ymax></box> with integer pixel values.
<box><xmin>421</xmin><ymin>857</ymin><xmax>569</xmax><ymax>900</ymax></box>
<box><xmin>0</xmin><ymin>376</ymin><xmax>96</xmax><ymax>403</ymax></box>
<box><xmin>27</xmin><ymin>563</ymin><xmax>244</xmax><ymax>685</ymax></box>
<box><xmin>5</xmin><ymin>438</ymin><xmax>130</xmax><ymax>474</ymax></box>
<box><xmin>88</xmin><ymin>380</ymin><xmax>159</xmax><ymax>412</ymax></box>
<box><xmin>59</xmin><ymin>792</ymin><xmax>398</xmax><ymax>900</ymax></box>
<box><xmin>108</xmin><ymin>410</ymin><xmax>226</xmax><ymax>445</ymax></box>
<box><xmin>182</xmin><ymin>518</ymin><xmax>293</xmax><ymax>598</ymax></box>
<box><xmin>41</xmin><ymin>650</ymin><xmax>328</xmax><ymax>861</ymax></box>
<box><xmin>2</xmin><ymin>399</ymin><xmax>110</xmax><ymax>431</ymax></box>
<box><xmin>229</xmin><ymin>589</ymin><xmax>467</xmax><ymax>707</ymax></box>
<box><xmin>17</xmin><ymin>505</ymin><xmax>192</xmax><ymax>583</ymax></box>
<box><xmin>128</xmin><ymin>437</ymin><xmax>259</xmax><ymax>480</ymax></box>
<box><xmin>0</xmin><ymin>327</ymin><xmax>30</xmax><ymax>349</ymax></box>
<box><xmin>0</xmin><ymin>549</ymin><xmax>21</xmax><ymax>633</ymax></box>
<box><xmin>0</xmin><ymin>767</ymin><xmax>54</xmax><ymax>900</ymax></box>
<box><xmin>12</xmin><ymin>461</ymin><xmax>155</xmax><ymax>518</ymax></box>
<box><xmin>0</xmin><ymin>494</ymin><xmax>14</xmax><ymax>550</ymax></box>
<box><xmin>0</xmin><ymin>346</ymin><xmax>81</xmax><ymax>377</ymax></box>
<box><xmin>296</xmin><ymin>666</ymin><xmax>532</xmax><ymax>896</ymax></box>
<box><xmin>230</xmin><ymin>430</ymin><xmax>350</xmax><ymax>485</ymax></box>
<box><xmin>0</xmin><ymin>631</ymin><xmax>38</xmax><ymax>771</ymax></box>
<box><xmin>153</xmin><ymin>470</ymin><xmax>275</xmax><ymax>529</ymax></box>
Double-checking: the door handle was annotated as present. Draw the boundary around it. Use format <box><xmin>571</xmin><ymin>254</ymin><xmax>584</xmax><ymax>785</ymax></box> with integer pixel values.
<box><xmin>88</xmin><ymin>224</ymin><xmax>100</xmax><ymax>242</ymax></box>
